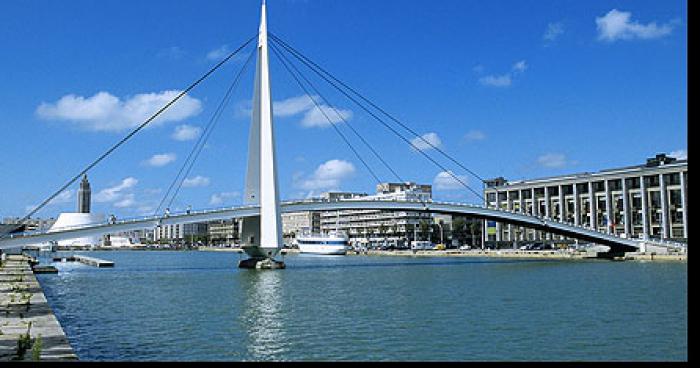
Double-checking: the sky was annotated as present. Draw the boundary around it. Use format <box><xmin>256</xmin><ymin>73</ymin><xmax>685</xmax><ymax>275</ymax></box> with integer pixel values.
<box><xmin>0</xmin><ymin>0</ymin><xmax>687</xmax><ymax>220</ymax></box>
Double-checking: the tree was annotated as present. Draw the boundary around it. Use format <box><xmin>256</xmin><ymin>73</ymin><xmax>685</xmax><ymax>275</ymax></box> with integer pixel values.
<box><xmin>470</xmin><ymin>220</ymin><xmax>482</xmax><ymax>247</ymax></box>
<box><xmin>452</xmin><ymin>217</ymin><xmax>467</xmax><ymax>244</ymax></box>
<box><xmin>419</xmin><ymin>220</ymin><xmax>430</xmax><ymax>241</ymax></box>
<box><xmin>378</xmin><ymin>224</ymin><xmax>387</xmax><ymax>237</ymax></box>
<box><xmin>431</xmin><ymin>223</ymin><xmax>441</xmax><ymax>243</ymax></box>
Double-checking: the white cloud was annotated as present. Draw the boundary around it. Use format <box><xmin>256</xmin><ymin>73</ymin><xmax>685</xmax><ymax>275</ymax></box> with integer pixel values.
<box><xmin>171</xmin><ymin>124</ymin><xmax>202</xmax><ymax>141</ymax></box>
<box><xmin>209</xmin><ymin>191</ymin><xmax>241</xmax><ymax>206</ymax></box>
<box><xmin>512</xmin><ymin>60</ymin><xmax>527</xmax><ymax>73</ymax></box>
<box><xmin>114</xmin><ymin>194</ymin><xmax>136</xmax><ymax>208</ymax></box>
<box><xmin>36</xmin><ymin>90</ymin><xmax>202</xmax><ymax>132</ymax></box>
<box><xmin>301</xmin><ymin>105</ymin><xmax>352</xmax><ymax>128</ymax></box>
<box><xmin>136</xmin><ymin>205</ymin><xmax>155</xmax><ymax>215</ymax></box>
<box><xmin>274</xmin><ymin>95</ymin><xmax>317</xmax><ymax>117</ymax></box>
<box><xmin>434</xmin><ymin>171</ymin><xmax>469</xmax><ymax>190</ymax></box>
<box><xmin>94</xmin><ymin>177</ymin><xmax>138</xmax><ymax>203</ymax></box>
<box><xmin>596</xmin><ymin>9</ymin><xmax>674</xmax><ymax>42</ymax></box>
<box><xmin>143</xmin><ymin>188</ymin><xmax>162</xmax><ymax>195</ymax></box>
<box><xmin>411</xmin><ymin>132</ymin><xmax>443</xmax><ymax>151</ymax></box>
<box><xmin>182</xmin><ymin>176</ymin><xmax>210</xmax><ymax>188</ymax></box>
<box><xmin>206</xmin><ymin>45</ymin><xmax>250</xmax><ymax>62</ymax></box>
<box><xmin>25</xmin><ymin>190</ymin><xmax>73</xmax><ymax>212</ymax></box>
<box><xmin>478</xmin><ymin>60</ymin><xmax>528</xmax><ymax>88</ymax></box>
<box><xmin>272</xmin><ymin>95</ymin><xmax>353</xmax><ymax>128</ymax></box>
<box><xmin>669</xmin><ymin>149</ymin><xmax>687</xmax><ymax>160</ymax></box>
<box><xmin>479</xmin><ymin>74</ymin><xmax>512</xmax><ymax>87</ymax></box>
<box><xmin>537</xmin><ymin>153</ymin><xmax>569</xmax><ymax>168</ymax></box>
<box><xmin>51</xmin><ymin>190</ymin><xmax>73</xmax><ymax>204</ymax></box>
<box><xmin>543</xmin><ymin>22</ymin><xmax>564</xmax><ymax>42</ymax></box>
<box><xmin>297</xmin><ymin>159</ymin><xmax>356</xmax><ymax>191</ymax></box>
<box><xmin>464</xmin><ymin>130</ymin><xmax>486</xmax><ymax>142</ymax></box>
<box><xmin>143</xmin><ymin>153</ymin><xmax>177</xmax><ymax>167</ymax></box>
<box><xmin>206</xmin><ymin>45</ymin><xmax>231</xmax><ymax>60</ymax></box>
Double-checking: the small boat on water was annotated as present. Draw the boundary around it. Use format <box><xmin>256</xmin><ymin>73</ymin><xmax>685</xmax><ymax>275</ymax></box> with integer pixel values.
<box><xmin>295</xmin><ymin>231</ymin><xmax>349</xmax><ymax>255</ymax></box>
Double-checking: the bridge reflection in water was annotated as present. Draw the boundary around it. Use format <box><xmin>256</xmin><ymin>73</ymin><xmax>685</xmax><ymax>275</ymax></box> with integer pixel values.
<box><xmin>239</xmin><ymin>270</ymin><xmax>287</xmax><ymax>359</ymax></box>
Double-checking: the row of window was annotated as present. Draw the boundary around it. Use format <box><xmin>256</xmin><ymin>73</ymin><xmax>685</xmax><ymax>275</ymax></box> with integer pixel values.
<box><xmin>486</xmin><ymin>172</ymin><xmax>687</xmax><ymax>202</ymax></box>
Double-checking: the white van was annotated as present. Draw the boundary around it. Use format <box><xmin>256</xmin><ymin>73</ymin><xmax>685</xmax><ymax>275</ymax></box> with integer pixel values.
<box><xmin>411</xmin><ymin>241</ymin><xmax>434</xmax><ymax>250</ymax></box>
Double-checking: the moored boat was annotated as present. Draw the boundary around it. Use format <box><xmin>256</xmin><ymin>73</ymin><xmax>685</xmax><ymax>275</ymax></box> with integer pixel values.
<box><xmin>295</xmin><ymin>231</ymin><xmax>349</xmax><ymax>255</ymax></box>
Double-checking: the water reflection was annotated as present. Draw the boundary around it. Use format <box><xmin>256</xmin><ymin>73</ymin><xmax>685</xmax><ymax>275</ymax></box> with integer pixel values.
<box><xmin>238</xmin><ymin>270</ymin><xmax>288</xmax><ymax>360</ymax></box>
<box><xmin>36</xmin><ymin>251</ymin><xmax>686</xmax><ymax>361</ymax></box>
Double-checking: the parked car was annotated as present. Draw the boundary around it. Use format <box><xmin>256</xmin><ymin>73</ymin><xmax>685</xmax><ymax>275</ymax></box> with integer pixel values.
<box><xmin>459</xmin><ymin>245</ymin><xmax>471</xmax><ymax>250</ymax></box>
<box><xmin>527</xmin><ymin>243</ymin><xmax>553</xmax><ymax>250</ymax></box>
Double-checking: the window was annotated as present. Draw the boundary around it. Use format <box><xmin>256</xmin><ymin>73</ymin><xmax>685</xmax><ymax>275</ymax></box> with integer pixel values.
<box><xmin>668</xmin><ymin>172</ymin><xmax>681</xmax><ymax>185</ymax></box>
<box><xmin>608</xmin><ymin>179</ymin><xmax>622</xmax><ymax>191</ymax></box>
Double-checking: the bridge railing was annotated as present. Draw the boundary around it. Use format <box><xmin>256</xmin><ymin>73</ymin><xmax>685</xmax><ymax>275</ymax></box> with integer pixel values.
<box><xmin>468</xmin><ymin>202</ymin><xmax>657</xmax><ymax>248</ymax></box>
<box><xmin>3</xmin><ymin>199</ymin><xmax>684</xmax><ymax>251</ymax></box>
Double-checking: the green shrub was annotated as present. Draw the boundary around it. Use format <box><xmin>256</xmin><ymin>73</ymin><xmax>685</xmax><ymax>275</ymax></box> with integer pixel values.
<box><xmin>31</xmin><ymin>334</ymin><xmax>42</xmax><ymax>361</ymax></box>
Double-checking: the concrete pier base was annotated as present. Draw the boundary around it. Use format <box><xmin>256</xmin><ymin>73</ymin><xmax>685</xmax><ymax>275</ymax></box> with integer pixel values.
<box><xmin>238</xmin><ymin>257</ymin><xmax>286</xmax><ymax>270</ymax></box>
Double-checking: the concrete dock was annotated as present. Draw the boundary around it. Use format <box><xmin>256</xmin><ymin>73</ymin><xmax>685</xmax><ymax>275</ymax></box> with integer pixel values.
<box><xmin>51</xmin><ymin>255</ymin><xmax>114</xmax><ymax>267</ymax></box>
<box><xmin>73</xmin><ymin>255</ymin><xmax>114</xmax><ymax>268</ymax></box>
<box><xmin>0</xmin><ymin>255</ymin><xmax>77</xmax><ymax>361</ymax></box>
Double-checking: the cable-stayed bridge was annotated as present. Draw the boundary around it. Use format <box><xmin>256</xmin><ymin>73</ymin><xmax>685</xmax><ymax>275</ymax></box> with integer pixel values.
<box><xmin>0</xmin><ymin>2</ymin><xmax>683</xmax><ymax>264</ymax></box>
<box><xmin>1</xmin><ymin>199</ymin><xmax>651</xmax><ymax>253</ymax></box>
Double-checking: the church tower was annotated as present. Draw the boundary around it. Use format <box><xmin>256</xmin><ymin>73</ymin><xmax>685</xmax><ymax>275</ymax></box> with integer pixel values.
<box><xmin>77</xmin><ymin>174</ymin><xmax>91</xmax><ymax>213</ymax></box>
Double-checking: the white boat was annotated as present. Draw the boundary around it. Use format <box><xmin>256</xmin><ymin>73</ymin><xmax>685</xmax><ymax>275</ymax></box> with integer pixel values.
<box><xmin>296</xmin><ymin>232</ymin><xmax>349</xmax><ymax>255</ymax></box>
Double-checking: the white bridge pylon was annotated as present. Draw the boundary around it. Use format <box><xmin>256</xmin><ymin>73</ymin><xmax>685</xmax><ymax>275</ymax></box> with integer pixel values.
<box><xmin>0</xmin><ymin>199</ymin><xmax>661</xmax><ymax>253</ymax></box>
<box><xmin>239</xmin><ymin>0</ymin><xmax>284</xmax><ymax>260</ymax></box>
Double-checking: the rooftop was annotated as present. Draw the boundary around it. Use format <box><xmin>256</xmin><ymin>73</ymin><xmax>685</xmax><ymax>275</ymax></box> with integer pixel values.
<box><xmin>486</xmin><ymin>153</ymin><xmax>687</xmax><ymax>189</ymax></box>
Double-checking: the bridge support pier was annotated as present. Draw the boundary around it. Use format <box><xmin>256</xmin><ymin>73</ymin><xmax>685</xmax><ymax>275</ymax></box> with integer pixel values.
<box><xmin>238</xmin><ymin>257</ymin><xmax>286</xmax><ymax>270</ymax></box>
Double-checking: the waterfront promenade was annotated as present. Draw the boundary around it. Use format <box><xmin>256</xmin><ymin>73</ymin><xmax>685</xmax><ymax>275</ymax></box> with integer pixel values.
<box><xmin>198</xmin><ymin>246</ymin><xmax>687</xmax><ymax>262</ymax></box>
<box><xmin>0</xmin><ymin>255</ymin><xmax>76</xmax><ymax>361</ymax></box>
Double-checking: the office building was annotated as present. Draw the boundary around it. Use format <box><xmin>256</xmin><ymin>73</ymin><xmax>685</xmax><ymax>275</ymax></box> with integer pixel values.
<box><xmin>154</xmin><ymin>223</ymin><xmax>209</xmax><ymax>244</ymax></box>
<box><xmin>319</xmin><ymin>182</ymin><xmax>434</xmax><ymax>246</ymax></box>
<box><xmin>282</xmin><ymin>211</ymin><xmax>320</xmax><ymax>238</ymax></box>
<box><xmin>208</xmin><ymin>219</ymin><xmax>239</xmax><ymax>246</ymax></box>
<box><xmin>483</xmin><ymin>153</ymin><xmax>688</xmax><ymax>243</ymax></box>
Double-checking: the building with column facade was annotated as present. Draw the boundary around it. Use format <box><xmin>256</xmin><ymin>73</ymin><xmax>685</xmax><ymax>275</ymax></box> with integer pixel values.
<box><xmin>484</xmin><ymin>154</ymin><xmax>688</xmax><ymax>244</ymax></box>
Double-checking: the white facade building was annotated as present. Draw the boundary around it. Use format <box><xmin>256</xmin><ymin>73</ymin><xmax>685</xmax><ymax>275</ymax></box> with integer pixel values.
<box><xmin>154</xmin><ymin>223</ymin><xmax>209</xmax><ymax>243</ymax></box>
<box><xmin>484</xmin><ymin>153</ymin><xmax>688</xmax><ymax>243</ymax></box>
<box><xmin>319</xmin><ymin>182</ymin><xmax>433</xmax><ymax>246</ymax></box>
<box><xmin>282</xmin><ymin>211</ymin><xmax>320</xmax><ymax>237</ymax></box>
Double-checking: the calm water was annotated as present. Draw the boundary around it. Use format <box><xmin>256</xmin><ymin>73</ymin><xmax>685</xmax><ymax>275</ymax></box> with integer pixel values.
<box><xmin>36</xmin><ymin>251</ymin><xmax>687</xmax><ymax>361</ymax></box>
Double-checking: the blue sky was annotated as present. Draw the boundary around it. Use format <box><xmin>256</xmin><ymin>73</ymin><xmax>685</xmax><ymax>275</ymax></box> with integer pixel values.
<box><xmin>0</xmin><ymin>0</ymin><xmax>687</xmax><ymax>219</ymax></box>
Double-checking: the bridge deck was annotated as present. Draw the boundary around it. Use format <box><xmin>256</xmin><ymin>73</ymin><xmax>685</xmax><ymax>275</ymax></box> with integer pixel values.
<box><xmin>0</xmin><ymin>200</ymin><xmax>684</xmax><ymax>253</ymax></box>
